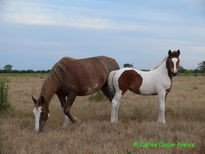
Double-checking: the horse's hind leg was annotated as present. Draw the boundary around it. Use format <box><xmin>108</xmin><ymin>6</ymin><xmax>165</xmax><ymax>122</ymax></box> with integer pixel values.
<box><xmin>101</xmin><ymin>82</ymin><xmax>115</xmax><ymax>102</ymax></box>
<box><xmin>110</xmin><ymin>90</ymin><xmax>122</xmax><ymax>123</ymax></box>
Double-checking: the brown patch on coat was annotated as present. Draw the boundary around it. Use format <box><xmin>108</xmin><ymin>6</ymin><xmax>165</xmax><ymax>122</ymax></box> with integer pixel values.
<box><xmin>165</xmin><ymin>88</ymin><xmax>171</xmax><ymax>101</ymax></box>
<box><xmin>176</xmin><ymin>59</ymin><xmax>180</xmax><ymax>69</ymax></box>
<box><xmin>39</xmin><ymin>105</ymin><xmax>49</xmax><ymax>131</ymax></box>
<box><xmin>166</xmin><ymin>59</ymin><xmax>173</xmax><ymax>80</ymax></box>
<box><xmin>32</xmin><ymin>96</ymin><xmax>39</xmax><ymax>109</ymax></box>
<box><xmin>118</xmin><ymin>70</ymin><xmax>143</xmax><ymax>95</ymax></box>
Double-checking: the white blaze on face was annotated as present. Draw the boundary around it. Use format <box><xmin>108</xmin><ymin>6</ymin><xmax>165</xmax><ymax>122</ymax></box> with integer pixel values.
<box><xmin>33</xmin><ymin>106</ymin><xmax>42</xmax><ymax>131</ymax></box>
<box><xmin>171</xmin><ymin>58</ymin><xmax>178</xmax><ymax>73</ymax></box>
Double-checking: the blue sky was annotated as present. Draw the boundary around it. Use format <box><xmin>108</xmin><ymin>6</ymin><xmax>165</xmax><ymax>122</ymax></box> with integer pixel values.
<box><xmin>0</xmin><ymin>0</ymin><xmax>205</xmax><ymax>70</ymax></box>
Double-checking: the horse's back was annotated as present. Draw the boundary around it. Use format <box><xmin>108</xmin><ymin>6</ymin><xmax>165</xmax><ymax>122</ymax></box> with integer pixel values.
<box><xmin>58</xmin><ymin>56</ymin><xmax>119</xmax><ymax>76</ymax></box>
<box><xmin>78</xmin><ymin>56</ymin><xmax>119</xmax><ymax>70</ymax></box>
<box><xmin>50</xmin><ymin>56</ymin><xmax>119</xmax><ymax>95</ymax></box>
<box><xmin>58</xmin><ymin>56</ymin><xmax>118</xmax><ymax>70</ymax></box>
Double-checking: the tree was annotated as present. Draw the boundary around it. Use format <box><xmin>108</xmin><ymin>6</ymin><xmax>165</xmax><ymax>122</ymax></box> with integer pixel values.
<box><xmin>123</xmin><ymin>63</ymin><xmax>133</xmax><ymax>68</ymax></box>
<box><xmin>178</xmin><ymin>65</ymin><xmax>185</xmax><ymax>73</ymax></box>
<box><xmin>198</xmin><ymin>61</ymin><xmax>205</xmax><ymax>73</ymax></box>
<box><xmin>3</xmin><ymin>64</ymin><xmax>13</xmax><ymax>72</ymax></box>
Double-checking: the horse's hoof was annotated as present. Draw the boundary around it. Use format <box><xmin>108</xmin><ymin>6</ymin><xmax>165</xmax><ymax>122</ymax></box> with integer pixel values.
<box><xmin>110</xmin><ymin>119</ymin><xmax>118</xmax><ymax>123</ymax></box>
<box><xmin>157</xmin><ymin>119</ymin><xmax>166</xmax><ymax>124</ymax></box>
<box><xmin>77</xmin><ymin>119</ymin><xmax>83</xmax><ymax>124</ymax></box>
<box><xmin>62</xmin><ymin>123</ymin><xmax>69</xmax><ymax>128</ymax></box>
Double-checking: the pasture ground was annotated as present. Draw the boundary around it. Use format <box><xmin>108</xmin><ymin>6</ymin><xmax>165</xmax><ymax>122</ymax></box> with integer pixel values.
<box><xmin>0</xmin><ymin>75</ymin><xmax>205</xmax><ymax>154</ymax></box>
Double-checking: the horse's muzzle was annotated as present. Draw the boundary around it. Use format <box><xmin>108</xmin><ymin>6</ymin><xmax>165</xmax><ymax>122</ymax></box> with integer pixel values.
<box><xmin>171</xmin><ymin>72</ymin><xmax>177</xmax><ymax>77</ymax></box>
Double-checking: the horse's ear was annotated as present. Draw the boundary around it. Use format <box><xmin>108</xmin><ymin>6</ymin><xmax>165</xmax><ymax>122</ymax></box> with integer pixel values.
<box><xmin>40</xmin><ymin>96</ymin><xmax>44</xmax><ymax>102</ymax></box>
<box><xmin>168</xmin><ymin>50</ymin><xmax>172</xmax><ymax>56</ymax></box>
<box><xmin>177</xmin><ymin>49</ymin><xmax>180</xmax><ymax>56</ymax></box>
<box><xmin>39</xmin><ymin>96</ymin><xmax>45</xmax><ymax>105</ymax></box>
<box><xmin>32</xmin><ymin>96</ymin><xmax>37</xmax><ymax>105</ymax></box>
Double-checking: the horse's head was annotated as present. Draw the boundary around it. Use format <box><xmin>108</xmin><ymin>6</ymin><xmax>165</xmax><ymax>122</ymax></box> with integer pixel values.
<box><xmin>32</xmin><ymin>96</ymin><xmax>50</xmax><ymax>132</ymax></box>
<box><xmin>167</xmin><ymin>49</ymin><xmax>180</xmax><ymax>77</ymax></box>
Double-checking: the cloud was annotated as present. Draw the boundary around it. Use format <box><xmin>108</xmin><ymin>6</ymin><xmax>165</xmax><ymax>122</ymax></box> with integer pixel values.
<box><xmin>0</xmin><ymin>38</ymin><xmax>67</xmax><ymax>47</ymax></box>
<box><xmin>1</xmin><ymin>0</ymin><xmax>205</xmax><ymax>40</ymax></box>
<box><xmin>2</xmin><ymin>7</ymin><xmax>205</xmax><ymax>41</ymax></box>
<box><xmin>0</xmin><ymin>1</ymin><xmax>114</xmax><ymax>30</ymax></box>
<box><xmin>2</xmin><ymin>13</ymin><xmax>111</xmax><ymax>30</ymax></box>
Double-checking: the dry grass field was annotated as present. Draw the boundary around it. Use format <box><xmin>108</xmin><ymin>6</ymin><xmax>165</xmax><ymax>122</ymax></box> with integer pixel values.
<box><xmin>0</xmin><ymin>75</ymin><xmax>205</xmax><ymax>154</ymax></box>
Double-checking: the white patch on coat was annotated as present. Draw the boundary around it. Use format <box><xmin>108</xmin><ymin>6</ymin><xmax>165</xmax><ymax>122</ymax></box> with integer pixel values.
<box><xmin>138</xmin><ymin>59</ymin><xmax>171</xmax><ymax>95</ymax></box>
<box><xmin>108</xmin><ymin>70</ymin><xmax>117</xmax><ymax>93</ymax></box>
<box><xmin>87</xmin><ymin>83</ymin><xmax>99</xmax><ymax>94</ymax></box>
<box><xmin>33</xmin><ymin>106</ymin><xmax>42</xmax><ymax>131</ymax></box>
<box><xmin>87</xmin><ymin>87</ymin><xmax>91</xmax><ymax>94</ymax></box>
<box><xmin>171</xmin><ymin>58</ymin><xmax>178</xmax><ymax>73</ymax></box>
<box><xmin>61</xmin><ymin>107</ymin><xmax>70</xmax><ymax>126</ymax></box>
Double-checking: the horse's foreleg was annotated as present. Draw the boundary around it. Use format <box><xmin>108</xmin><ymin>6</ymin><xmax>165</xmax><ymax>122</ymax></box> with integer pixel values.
<box><xmin>57</xmin><ymin>94</ymin><xmax>70</xmax><ymax>127</ymax></box>
<box><xmin>111</xmin><ymin>91</ymin><xmax>122</xmax><ymax>123</ymax></box>
<box><xmin>157</xmin><ymin>91</ymin><xmax>166</xmax><ymax>124</ymax></box>
<box><xmin>64</xmin><ymin>93</ymin><xmax>77</xmax><ymax>123</ymax></box>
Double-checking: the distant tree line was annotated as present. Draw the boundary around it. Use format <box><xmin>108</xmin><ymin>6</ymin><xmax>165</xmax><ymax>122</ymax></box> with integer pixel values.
<box><xmin>1</xmin><ymin>60</ymin><xmax>205</xmax><ymax>74</ymax></box>
<box><xmin>123</xmin><ymin>63</ymin><xmax>134</xmax><ymax>68</ymax></box>
<box><xmin>0</xmin><ymin>69</ymin><xmax>50</xmax><ymax>73</ymax></box>
<box><xmin>0</xmin><ymin>64</ymin><xmax>50</xmax><ymax>73</ymax></box>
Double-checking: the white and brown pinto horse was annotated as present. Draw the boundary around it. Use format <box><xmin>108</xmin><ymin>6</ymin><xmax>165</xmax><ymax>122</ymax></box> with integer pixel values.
<box><xmin>32</xmin><ymin>56</ymin><xmax>119</xmax><ymax>132</ymax></box>
<box><xmin>108</xmin><ymin>50</ymin><xmax>180</xmax><ymax>123</ymax></box>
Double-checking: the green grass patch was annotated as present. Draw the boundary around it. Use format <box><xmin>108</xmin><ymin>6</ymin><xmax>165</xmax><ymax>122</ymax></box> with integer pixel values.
<box><xmin>0</xmin><ymin>78</ymin><xmax>11</xmax><ymax>111</ymax></box>
<box><xmin>0</xmin><ymin>73</ymin><xmax>48</xmax><ymax>78</ymax></box>
<box><xmin>178</xmin><ymin>73</ymin><xmax>205</xmax><ymax>76</ymax></box>
<box><xmin>88</xmin><ymin>91</ymin><xmax>107</xmax><ymax>102</ymax></box>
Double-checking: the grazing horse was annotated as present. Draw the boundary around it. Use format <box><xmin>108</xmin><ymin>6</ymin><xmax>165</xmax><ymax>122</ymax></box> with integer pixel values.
<box><xmin>108</xmin><ymin>50</ymin><xmax>180</xmax><ymax>123</ymax></box>
<box><xmin>32</xmin><ymin>56</ymin><xmax>119</xmax><ymax>132</ymax></box>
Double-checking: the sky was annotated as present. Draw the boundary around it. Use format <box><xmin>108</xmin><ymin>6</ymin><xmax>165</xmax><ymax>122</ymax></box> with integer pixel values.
<box><xmin>0</xmin><ymin>0</ymin><xmax>205</xmax><ymax>70</ymax></box>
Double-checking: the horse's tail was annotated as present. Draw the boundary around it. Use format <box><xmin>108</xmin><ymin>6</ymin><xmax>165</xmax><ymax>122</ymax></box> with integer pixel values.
<box><xmin>108</xmin><ymin>70</ymin><xmax>117</xmax><ymax>94</ymax></box>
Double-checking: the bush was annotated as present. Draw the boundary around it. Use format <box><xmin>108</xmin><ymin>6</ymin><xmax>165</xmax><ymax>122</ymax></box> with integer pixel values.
<box><xmin>88</xmin><ymin>91</ymin><xmax>107</xmax><ymax>102</ymax></box>
<box><xmin>0</xmin><ymin>78</ymin><xmax>10</xmax><ymax>111</ymax></box>
<box><xmin>184</xmin><ymin>69</ymin><xmax>192</xmax><ymax>74</ymax></box>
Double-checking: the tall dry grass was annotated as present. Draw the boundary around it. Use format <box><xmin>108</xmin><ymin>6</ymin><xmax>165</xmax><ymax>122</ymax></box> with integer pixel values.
<box><xmin>0</xmin><ymin>76</ymin><xmax>205</xmax><ymax>154</ymax></box>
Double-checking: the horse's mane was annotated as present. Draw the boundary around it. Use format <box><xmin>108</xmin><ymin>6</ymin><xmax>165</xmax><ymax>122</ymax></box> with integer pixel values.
<box><xmin>49</xmin><ymin>57</ymin><xmax>75</xmax><ymax>86</ymax></box>
<box><xmin>40</xmin><ymin>57</ymin><xmax>75</xmax><ymax>102</ymax></box>
<box><xmin>151</xmin><ymin>56</ymin><xmax>168</xmax><ymax>70</ymax></box>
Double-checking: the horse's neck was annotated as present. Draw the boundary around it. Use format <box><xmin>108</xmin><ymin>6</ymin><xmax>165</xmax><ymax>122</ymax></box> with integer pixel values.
<box><xmin>154</xmin><ymin>59</ymin><xmax>171</xmax><ymax>80</ymax></box>
<box><xmin>40</xmin><ymin>76</ymin><xmax>57</xmax><ymax>107</ymax></box>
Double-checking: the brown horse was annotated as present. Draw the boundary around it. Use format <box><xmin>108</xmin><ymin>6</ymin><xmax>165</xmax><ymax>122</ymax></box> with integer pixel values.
<box><xmin>32</xmin><ymin>56</ymin><xmax>119</xmax><ymax>132</ymax></box>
